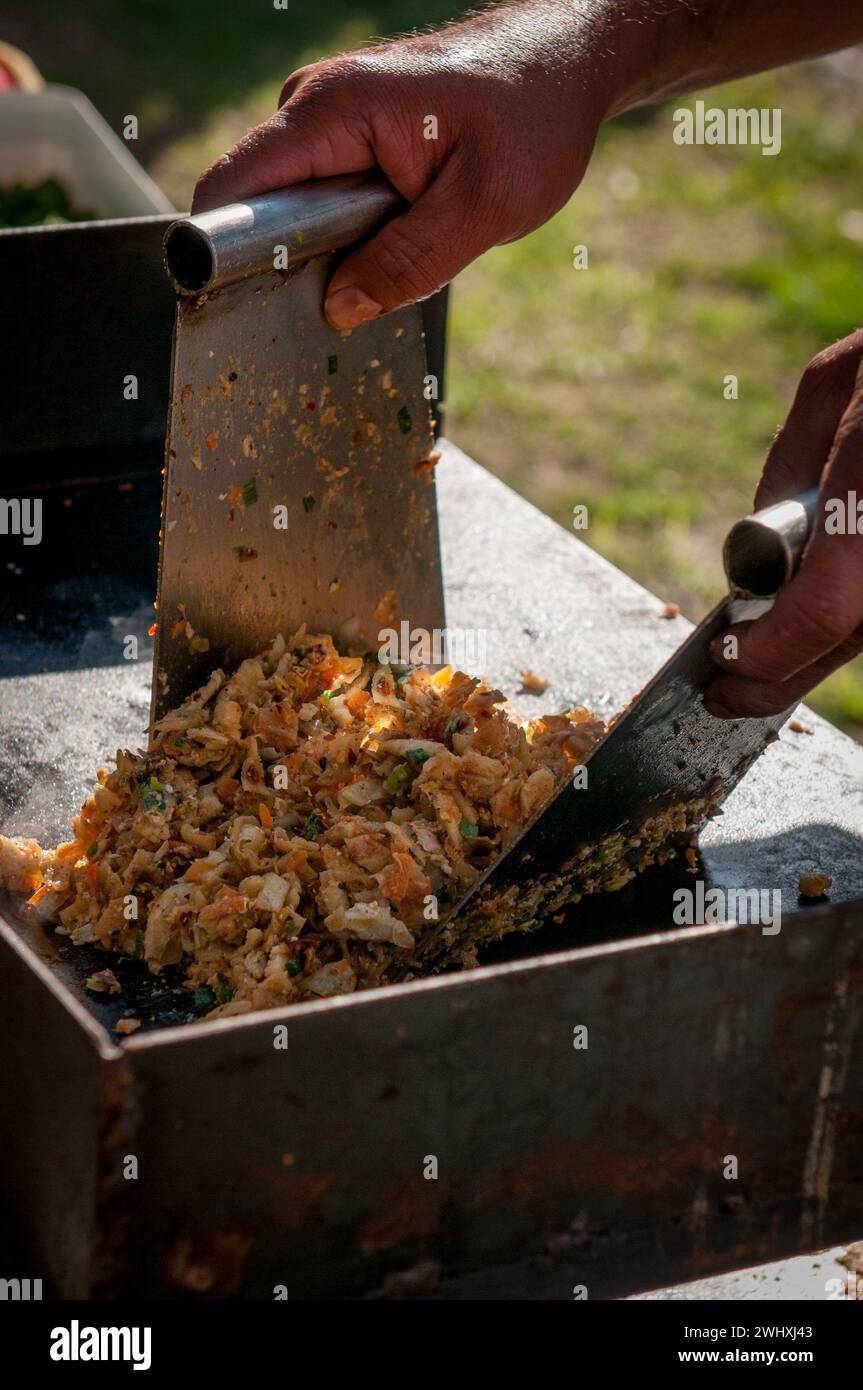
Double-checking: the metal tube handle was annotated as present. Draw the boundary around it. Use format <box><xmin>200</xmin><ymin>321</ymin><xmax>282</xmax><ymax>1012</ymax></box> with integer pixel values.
<box><xmin>723</xmin><ymin>489</ymin><xmax>819</xmax><ymax>598</ymax></box>
<box><xmin>163</xmin><ymin>172</ymin><xmax>404</xmax><ymax>296</ymax></box>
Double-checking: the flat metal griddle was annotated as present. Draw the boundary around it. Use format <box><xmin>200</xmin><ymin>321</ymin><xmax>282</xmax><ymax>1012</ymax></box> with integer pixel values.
<box><xmin>3</xmin><ymin>444</ymin><xmax>863</xmax><ymax>1036</ymax></box>
<box><xmin>3</xmin><ymin>445</ymin><xmax>863</xmax><ymax>1298</ymax></box>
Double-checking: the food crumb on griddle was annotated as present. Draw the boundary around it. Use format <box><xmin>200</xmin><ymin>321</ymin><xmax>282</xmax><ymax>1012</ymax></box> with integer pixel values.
<box><xmin>519</xmin><ymin>669</ymin><xmax>549</xmax><ymax>694</ymax></box>
<box><xmin>115</xmin><ymin>1018</ymin><xmax>141</xmax><ymax>1035</ymax></box>
<box><xmin>86</xmin><ymin>968</ymin><xmax>121</xmax><ymax>995</ymax></box>
<box><xmin>657</xmin><ymin>602</ymin><xmax>681</xmax><ymax>619</ymax></box>
<box><xmin>798</xmin><ymin>871</ymin><xmax>832</xmax><ymax>898</ymax></box>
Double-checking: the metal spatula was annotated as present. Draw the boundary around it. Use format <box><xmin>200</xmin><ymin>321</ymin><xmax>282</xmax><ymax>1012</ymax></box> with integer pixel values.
<box><xmin>419</xmin><ymin>491</ymin><xmax>819</xmax><ymax>959</ymax></box>
<box><xmin>152</xmin><ymin>173</ymin><xmax>443</xmax><ymax>723</ymax></box>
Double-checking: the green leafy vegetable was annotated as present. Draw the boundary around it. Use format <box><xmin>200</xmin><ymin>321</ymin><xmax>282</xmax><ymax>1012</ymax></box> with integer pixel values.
<box><xmin>137</xmin><ymin>775</ymin><xmax>167</xmax><ymax>813</ymax></box>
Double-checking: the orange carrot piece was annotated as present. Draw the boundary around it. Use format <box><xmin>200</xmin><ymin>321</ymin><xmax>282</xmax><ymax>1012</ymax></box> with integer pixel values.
<box><xmin>199</xmin><ymin>893</ymin><xmax>247</xmax><ymax>921</ymax></box>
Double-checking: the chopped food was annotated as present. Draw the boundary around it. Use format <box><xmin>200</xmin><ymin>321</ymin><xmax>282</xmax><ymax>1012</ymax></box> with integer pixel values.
<box><xmin>798</xmin><ymin>872</ymin><xmax>832</xmax><ymax>898</ymax></box>
<box><xmin>519</xmin><ymin>669</ymin><xmax>550</xmax><ymax>694</ymax></box>
<box><xmin>115</xmin><ymin>1018</ymin><xmax>141</xmax><ymax>1036</ymax></box>
<box><xmin>0</xmin><ymin>630</ymin><xmax>704</xmax><ymax>1021</ymax></box>
<box><xmin>86</xmin><ymin>968</ymin><xmax>121</xmax><ymax>995</ymax></box>
<box><xmin>658</xmin><ymin>602</ymin><xmax>681</xmax><ymax>619</ymax></box>
<box><xmin>789</xmin><ymin>719</ymin><xmax>814</xmax><ymax>735</ymax></box>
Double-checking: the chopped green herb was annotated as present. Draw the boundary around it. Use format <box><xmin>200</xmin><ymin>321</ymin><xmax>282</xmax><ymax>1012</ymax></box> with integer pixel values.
<box><xmin>285</xmin><ymin>957</ymin><xmax>303</xmax><ymax>978</ymax></box>
<box><xmin>292</xmin><ymin>648</ymin><xmax>303</xmax><ymax>659</ymax></box>
<box><xmin>667</xmin><ymin>848</ymin><xmax>677</xmax><ymax>860</ymax></box>
<box><xmin>327</xmin><ymin>354</ymin><xmax>338</xmax><ymax>374</ymax></box>
<box><xmin>397</xmin><ymin>405</ymin><xmax>413</xmax><ymax>435</ymax></box>
<box><xmin>387</xmin><ymin>764</ymin><xmax>410</xmax><ymax>791</ymax></box>
<box><xmin>302</xmin><ymin>493</ymin><xmax>316</xmax><ymax>513</ymax></box>
<box><xmin>217</xmin><ymin>973</ymin><xmax>234</xmax><ymax>1004</ymax></box>
<box><xmin>321</xmin><ymin>689</ymin><xmax>333</xmax><ymax>701</ymax></box>
<box><xmin>132</xmin><ymin>930</ymin><xmax>144</xmax><ymax>959</ymax></box>
<box><xmin>407</xmin><ymin>747</ymin><xmax>429</xmax><ymax>765</ymax></box>
<box><xmin>85</xmin><ymin>841</ymin><xmax>100</xmax><ymax>860</ymax></box>
<box><xmin>443</xmin><ymin>716</ymin><xmax>465</xmax><ymax>746</ymax></box>
<box><xmin>154</xmin><ymin>859</ymin><xmax>165</xmax><ymax>870</ymax></box>
<box><xmin>242</xmin><ymin>477</ymin><xmax>258</xmax><ymax>506</ymax></box>
<box><xmin>193</xmin><ymin>986</ymin><xmax>215</xmax><ymax>1010</ymax></box>
<box><xmin>459</xmin><ymin>821</ymin><xmax>479</xmax><ymax>840</ymax></box>
<box><xmin>137</xmin><ymin>775</ymin><xmax>167</xmax><ymax>813</ymax></box>
<box><xmin>521</xmin><ymin>918</ymin><xmax>543</xmax><ymax>933</ymax></box>
<box><xmin>303</xmin><ymin>812</ymin><xmax>319</xmax><ymax>841</ymax></box>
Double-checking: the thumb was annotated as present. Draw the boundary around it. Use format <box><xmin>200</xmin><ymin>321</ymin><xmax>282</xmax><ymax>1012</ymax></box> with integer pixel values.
<box><xmin>324</xmin><ymin>161</ymin><xmax>485</xmax><ymax>330</ymax></box>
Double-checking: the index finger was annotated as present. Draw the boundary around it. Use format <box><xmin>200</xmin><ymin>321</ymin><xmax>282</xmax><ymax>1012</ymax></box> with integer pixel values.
<box><xmin>192</xmin><ymin>89</ymin><xmax>374</xmax><ymax>212</ymax></box>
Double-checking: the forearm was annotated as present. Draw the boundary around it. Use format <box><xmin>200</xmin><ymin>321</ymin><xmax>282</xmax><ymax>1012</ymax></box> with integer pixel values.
<box><xmin>447</xmin><ymin>1</ymin><xmax>863</xmax><ymax>120</ymax></box>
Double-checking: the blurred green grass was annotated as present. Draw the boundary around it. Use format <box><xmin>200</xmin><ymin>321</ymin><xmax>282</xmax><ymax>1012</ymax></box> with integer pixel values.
<box><xmin>4</xmin><ymin>3</ymin><xmax>863</xmax><ymax>732</ymax></box>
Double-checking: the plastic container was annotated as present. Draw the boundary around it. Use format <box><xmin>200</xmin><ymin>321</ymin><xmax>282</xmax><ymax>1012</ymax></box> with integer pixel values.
<box><xmin>0</xmin><ymin>85</ymin><xmax>174</xmax><ymax>219</ymax></box>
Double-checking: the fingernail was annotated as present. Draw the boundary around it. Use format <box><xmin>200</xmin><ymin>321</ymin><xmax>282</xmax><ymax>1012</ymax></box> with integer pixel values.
<box><xmin>325</xmin><ymin>287</ymin><xmax>383</xmax><ymax>330</ymax></box>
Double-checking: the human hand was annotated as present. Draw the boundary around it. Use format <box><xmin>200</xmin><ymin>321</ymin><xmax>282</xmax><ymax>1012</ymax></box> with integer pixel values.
<box><xmin>706</xmin><ymin>329</ymin><xmax>863</xmax><ymax>718</ymax></box>
<box><xmin>193</xmin><ymin>3</ymin><xmax>610</xmax><ymax>329</ymax></box>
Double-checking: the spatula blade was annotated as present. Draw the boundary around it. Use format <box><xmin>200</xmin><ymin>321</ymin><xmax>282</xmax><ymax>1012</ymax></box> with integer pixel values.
<box><xmin>419</xmin><ymin>595</ymin><xmax>786</xmax><ymax>963</ymax></box>
<box><xmin>153</xmin><ymin>187</ymin><xmax>442</xmax><ymax>722</ymax></box>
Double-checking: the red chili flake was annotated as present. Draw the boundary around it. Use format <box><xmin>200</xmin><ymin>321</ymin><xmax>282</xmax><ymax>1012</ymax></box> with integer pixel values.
<box><xmin>147</xmin><ymin>623</ymin><xmax>158</xmax><ymax>636</ymax></box>
<box><xmin>306</xmin><ymin>401</ymin><xmax>317</xmax><ymax>411</ymax></box>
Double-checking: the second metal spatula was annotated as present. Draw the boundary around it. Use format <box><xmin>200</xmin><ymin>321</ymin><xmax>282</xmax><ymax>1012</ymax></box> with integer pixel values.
<box><xmin>422</xmin><ymin>491</ymin><xmax>819</xmax><ymax>958</ymax></box>
<box><xmin>153</xmin><ymin>174</ymin><xmax>443</xmax><ymax>723</ymax></box>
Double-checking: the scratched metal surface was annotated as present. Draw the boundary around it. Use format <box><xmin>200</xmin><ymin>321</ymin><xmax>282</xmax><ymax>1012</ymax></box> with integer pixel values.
<box><xmin>154</xmin><ymin>265</ymin><xmax>442</xmax><ymax>719</ymax></box>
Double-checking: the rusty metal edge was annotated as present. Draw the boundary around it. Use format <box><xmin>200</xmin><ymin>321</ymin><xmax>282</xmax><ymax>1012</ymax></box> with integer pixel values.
<box><xmin>120</xmin><ymin>902</ymin><xmax>855</xmax><ymax>1053</ymax></box>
